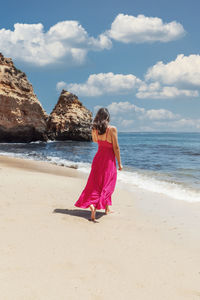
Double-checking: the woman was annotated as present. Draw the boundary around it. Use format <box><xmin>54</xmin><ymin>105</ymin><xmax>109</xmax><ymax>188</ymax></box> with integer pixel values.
<box><xmin>74</xmin><ymin>108</ymin><xmax>122</xmax><ymax>222</ymax></box>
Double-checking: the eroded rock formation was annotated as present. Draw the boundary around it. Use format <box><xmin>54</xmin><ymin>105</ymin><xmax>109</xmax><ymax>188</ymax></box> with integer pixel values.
<box><xmin>47</xmin><ymin>90</ymin><xmax>92</xmax><ymax>141</ymax></box>
<box><xmin>0</xmin><ymin>53</ymin><xmax>48</xmax><ymax>142</ymax></box>
<box><xmin>0</xmin><ymin>53</ymin><xmax>92</xmax><ymax>143</ymax></box>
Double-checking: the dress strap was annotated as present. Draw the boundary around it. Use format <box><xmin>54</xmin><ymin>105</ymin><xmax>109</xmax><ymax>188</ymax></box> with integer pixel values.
<box><xmin>106</xmin><ymin>127</ymin><xmax>109</xmax><ymax>140</ymax></box>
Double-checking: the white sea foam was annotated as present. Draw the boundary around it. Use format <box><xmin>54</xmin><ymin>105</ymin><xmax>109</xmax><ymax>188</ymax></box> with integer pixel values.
<box><xmin>0</xmin><ymin>151</ymin><xmax>199</xmax><ymax>202</ymax></box>
<box><xmin>46</xmin><ymin>155</ymin><xmax>91</xmax><ymax>172</ymax></box>
<box><xmin>30</xmin><ymin>140</ymin><xmax>57</xmax><ymax>144</ymax></box>
<box><xmin>54</xmin><ymin>157</ymin><xmax>200</xmax><ymax>202</ymax></box>
<box><xmin>0</xmin><ymin>151</ymin><xmax>31</xmax><ymax>159</ymax></box>
<box><xmin>66</xmin><ymin>159</ymin><xmax>200</xmax><ymax>203</ymax></box>
<box><xmin>117</xmin><ymin>170</ymin><xmax>200</xmax><ymax>202</ymax></box>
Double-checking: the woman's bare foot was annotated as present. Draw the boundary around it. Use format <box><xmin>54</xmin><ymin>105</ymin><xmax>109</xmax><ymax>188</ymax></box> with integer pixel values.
<box><xmin>105</xmin><ymin>205</ymin><xmax>114</xmax><ymax>215</ymax></box>
<box><xmin>89</xmin><ymin>204</ymin><xmax>96</xmax><ymax>221</ymax></box>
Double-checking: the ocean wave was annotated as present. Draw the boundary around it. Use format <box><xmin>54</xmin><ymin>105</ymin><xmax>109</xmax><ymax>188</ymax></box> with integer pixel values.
<box><xmin>182</xmin><ymin>151</ymin><xmax>200</xmax><ymax>156</ymax></box>
<box><xmin>46</xmin><ymin>155</ymin><xmax>91</xmax><ymax>172</ymax></box>
<box><xmin>0</xmin><ymin>151</ymin><xmax>31</xmax><ymax>159</ymax></box>
<box><xmin>29</xmin><ymin>140</ymin><xmax>59</xmax><ymax>144</ymax></box>
<box><xmin>117</xmin><ymin>170</ymin><xmax>200</xmax><ymax>202</ymax></box>
<box><xmin>0</xmin><ymin>152</ymin><xmax>91</xmax><ymax>172</ymax></box>
<box><xmin>0</xmin><ymin>151</ymin><xmax>200</xmax><ymax>202</ymax></box>
<box><xmin>45</xmin><ymin>156</ymin><xmax>200</xmax><ymax>202</ymax></box>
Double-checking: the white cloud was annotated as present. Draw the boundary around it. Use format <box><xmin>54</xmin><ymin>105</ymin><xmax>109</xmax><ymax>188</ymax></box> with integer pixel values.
<box><xmin>106</xmin><ymin>101</ymin><xmax>178</xmax><ymax>121</ymax></box>
<box><xmin>94</xmin><ymin>101</ymin><xmax>200</xmax><ymax>131</ymax></box>
<box><xmin>175</xmin><ymin>118</ymin><xmax>200</xmax><ymax>128</ymax></box>
<box><xmin>108</xmin><ymin>14</ymin><xmax>185</xmax><ymax>43</ymax></box>
<box><xmin>56</xmin><ymin>81</ymin><xmax>67</xmax><ymax>91</ymax></box>
<box><xmin>145</xmin><ymin>109</ymin><xmax>180</xmax><ymax>120</ymax></box>
<box><xmin>47</xmin><ymin>21</ymin><xmax>88</xmax><ymax>42</ymax></box>
<box><xmin>89</xmin><ymin>33</ymin><xmax>112</xmax><ymax>50</ymax></box>
<box><xmin>121</xmin><ymin>119</ymin><xmax>134</xmax><ymax>127</ymax></box>
<box><xmin>0</xmin><ymin>21</ymin><xmax>111</xmax><ymax>66</ymax></box>
<box><xmin>154</xmin><ymin>118</ymin><xmax>200</xmax><ymax>131</ymax></box>
<box><xmin>145</xmin><ymin>54</ymin><xmax>200</xmax><ymax>87</ymax></box>
<box><xmin>107</xmin><ymin>101</ymin><xmax>145</xmax><ymax>115</ymax></box>
<box><xmin>59</xmin><ymin>68</ymin><xmax>199</xmax><ymax>99</ymax></box>
<box><xmin>0</xmin><ymin>15</ymin><xmax>186</xmax><ymax>66</ymax></box>
<box><xmin>137</xmin><ymin>82</ymin><xmax>199</xmax><ymax>99</ymax></box>
<box><xmin>61</xmin><ymin>72</ymin><xmax>142</xmax><ymax>96</ymax></box>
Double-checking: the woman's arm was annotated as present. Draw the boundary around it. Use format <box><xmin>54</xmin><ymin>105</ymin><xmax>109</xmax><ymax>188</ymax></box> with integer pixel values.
<box><xmin>110</xmin><ymin>127</ymin><xmax>123</xmax><ymax>170</ymax></box>
<box><xmin>92</xmin><ymin>129</ymin><xmax>98</xmax><ymax>143</ymax></box>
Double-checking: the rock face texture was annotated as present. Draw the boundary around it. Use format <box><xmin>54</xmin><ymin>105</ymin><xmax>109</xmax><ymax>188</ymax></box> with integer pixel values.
<box><xmin>0</xmin><ymin>53</ymin><xmax>48</xmax><ymax>142</ymax></box>
<box><xmin>0</xmin><ymin>53</ymin><xmax>92</xmax><ymax>143</ymax></box>
<box><xmin>47</xmin><ymin>90</ymin><xmax>92</xmax><ymax>141</ymax></box>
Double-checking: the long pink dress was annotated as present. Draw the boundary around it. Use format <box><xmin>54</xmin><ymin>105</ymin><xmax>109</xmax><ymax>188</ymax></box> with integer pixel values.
<box><xmin>74</xmin><ymin>128</ymin><xmax>117</xmax><ymax>210</ymax></box>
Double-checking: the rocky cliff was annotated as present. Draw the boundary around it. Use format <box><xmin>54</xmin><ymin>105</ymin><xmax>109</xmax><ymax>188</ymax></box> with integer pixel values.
<box><xmin>47</xmin><ymin>90</ymin><xmax>92</xmax><ymax>141</ymax></box>
<box><xmin>0</xmin><ymin>53</ymin><xmax>92</xmax><ymax>143</ymax></box>
<box><xmin>0</xmin><ymin>53</ymin><xmax>48</xmax><ymax>142</ymax></box>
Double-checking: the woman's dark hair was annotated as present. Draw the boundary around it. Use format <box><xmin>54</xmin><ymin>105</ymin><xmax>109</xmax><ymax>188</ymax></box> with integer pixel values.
<box><xmin>92</xmin><ymin>108</ymin><xmax>110</xmax><ymax>135</ymax></box>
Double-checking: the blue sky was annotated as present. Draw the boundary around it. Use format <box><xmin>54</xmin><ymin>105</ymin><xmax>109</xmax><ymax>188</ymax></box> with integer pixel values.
<box><xmin>0</xmin><ymin>0</ymin><xmax>200</xmax><ymax>131</ymax></box>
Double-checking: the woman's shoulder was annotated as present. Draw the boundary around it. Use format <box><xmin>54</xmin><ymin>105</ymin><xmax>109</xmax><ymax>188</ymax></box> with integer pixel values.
<box><xmin>108</xmin><ymin>125</ymin><xmax>117</xmax><ymax>133</ymax></box>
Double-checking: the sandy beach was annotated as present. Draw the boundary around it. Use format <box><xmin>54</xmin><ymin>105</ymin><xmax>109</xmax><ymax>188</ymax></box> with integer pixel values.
<box><xmin>0</xmin><ymin>156</ymin><xmax>200</xmax><ymax>300</ymax></box>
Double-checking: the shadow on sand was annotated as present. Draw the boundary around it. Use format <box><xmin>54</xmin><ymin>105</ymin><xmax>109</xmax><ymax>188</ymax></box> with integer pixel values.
<box><xmin>53</xmin><ymin>208</ymin><xmax>105</xmax><ymax>221</ymax></box>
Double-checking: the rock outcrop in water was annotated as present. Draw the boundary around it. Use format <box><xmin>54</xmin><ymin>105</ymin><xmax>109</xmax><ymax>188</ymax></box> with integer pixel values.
<box><xmin>47</xmin><ymin>90</ymin><xmax>92</xmax><ymax>141</ymax></box>
<box><xmin>0</xmin><ymin>53</ymin><xmax>92</xmax><ymax>143</ymax></box>
<box><xmin>0</xmin><ymin>53</ymin><xmax>48</xmax><ymax>142</ymax></box>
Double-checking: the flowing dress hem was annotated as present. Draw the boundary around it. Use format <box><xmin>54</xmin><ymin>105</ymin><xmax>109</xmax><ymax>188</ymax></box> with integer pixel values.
<box><xmin>74</xmin><ymin>199</ymin><xmax>112</xmax><ymax>210</ymax></box>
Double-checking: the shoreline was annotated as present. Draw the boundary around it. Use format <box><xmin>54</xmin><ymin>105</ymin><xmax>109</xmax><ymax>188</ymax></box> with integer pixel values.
<box><xmin>0</xmin><ymin>155</ymin><xmax>84</xmax><ymax>178</ymax></box>
<box><xmin>0</xmin><ymin>155</ymin><xmax>200</xmax><ymax>299</ymax></box>
<box><xmin>1</xmin><ymin>155</ymin><xmax>200</xmax><ymax>242</ymax></box>
<box><xmin>1</xmin><ymin>151</ymin><xmax>200</xmax><ymax>204</ymax></box>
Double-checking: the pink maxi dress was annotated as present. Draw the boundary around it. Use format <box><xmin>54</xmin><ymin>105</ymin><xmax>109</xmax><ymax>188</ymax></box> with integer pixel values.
<box><xmin>74</xmin><ymin>127</ymin><xmax>117</xmax><ymax>210</ymax></box>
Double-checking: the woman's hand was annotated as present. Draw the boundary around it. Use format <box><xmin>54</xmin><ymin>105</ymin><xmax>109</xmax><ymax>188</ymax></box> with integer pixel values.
<box><xmin>118</xmin><ymin>164</ymin><xmax>123</xmax><ymax>171</ymax></box>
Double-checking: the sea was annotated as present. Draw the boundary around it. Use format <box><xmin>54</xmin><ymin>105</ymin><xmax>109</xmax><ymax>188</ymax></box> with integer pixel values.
<box><xmin>0</xmin><ymin>132</ymin><xmax>199</xmax><ymax>202</ymax></box>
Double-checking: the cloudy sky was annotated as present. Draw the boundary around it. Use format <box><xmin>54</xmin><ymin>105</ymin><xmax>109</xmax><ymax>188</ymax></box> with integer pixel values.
<box><xmin>0</xmin><ymin>0</ymin><xmax>200</xmax><ymax>132</ymax></box>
